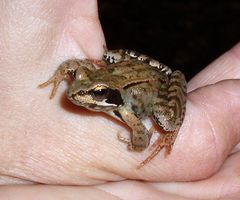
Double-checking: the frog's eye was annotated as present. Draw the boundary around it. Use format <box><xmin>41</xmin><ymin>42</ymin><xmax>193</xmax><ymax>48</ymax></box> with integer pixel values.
<box><xmin>92</xmin><ymin>85</ymin><xmax>109</xmax><ymax>101</ymax></box>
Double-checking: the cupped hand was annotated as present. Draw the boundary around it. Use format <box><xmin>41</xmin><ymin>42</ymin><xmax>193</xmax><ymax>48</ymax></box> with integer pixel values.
<box><xmin>0</xmin><ymin>0</ymin><xmax>240</xmax><ymax>199</ymax></box>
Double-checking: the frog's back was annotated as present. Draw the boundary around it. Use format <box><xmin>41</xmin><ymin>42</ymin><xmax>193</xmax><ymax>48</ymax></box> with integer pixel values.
<box><xmin>89</xmin><ymin>61</ymin><xmax>169</xmax><ymax>89</ymax></box>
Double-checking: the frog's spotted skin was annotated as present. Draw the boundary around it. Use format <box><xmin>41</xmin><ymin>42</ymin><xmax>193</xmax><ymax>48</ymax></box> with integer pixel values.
<box><xmin>39</xmin><ymin>49</ymin><xmax>187</xmax><ymax>168</ymax></box>
<box><xmin>103</xmin><ymin>49</ymin><xmax>172</xmax><ymax>75</ymax></box>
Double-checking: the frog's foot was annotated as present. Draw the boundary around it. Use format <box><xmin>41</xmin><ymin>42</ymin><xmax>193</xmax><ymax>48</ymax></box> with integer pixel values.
<box><xmin>117</xmin><ymin>132</ymin><xmax>134</xmax><ymax>150</ymax></box>
<box><xmin>137</xmin><ymin>131</ymin><xmax>177</xmax><ymax>169</ymax></box>
<box><xmin>148</xmin><ymin>128</ymin><xmax>169</xmax><ymax>151</ymax></box>
<box><xmin>39</xmin><ymin>59</ymin><xmax>95</xmax><ymax>99</ymax></box>
<box><xmin>38</xmin><ymin>70</ymin><xmax>64</xmax><ymax>99</ymax></box>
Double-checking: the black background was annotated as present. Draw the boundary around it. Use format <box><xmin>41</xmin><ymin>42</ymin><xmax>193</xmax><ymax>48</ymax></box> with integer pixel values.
<box><xmin>99</xmin><ymin>0</ymin><xmax>240</xmax><ymax>80</ymax></box>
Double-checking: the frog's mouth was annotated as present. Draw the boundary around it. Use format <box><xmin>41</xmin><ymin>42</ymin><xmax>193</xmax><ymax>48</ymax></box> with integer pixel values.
<box><xmin>87</xmin><ymin>99</ymin><xmax>119</xmax><ymax>111</ymax></box>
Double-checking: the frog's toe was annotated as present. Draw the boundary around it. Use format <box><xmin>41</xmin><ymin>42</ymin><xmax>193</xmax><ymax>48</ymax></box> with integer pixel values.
<box><xmin>117</xmin><ymin>132</ymin><xmax>130</xmax><ymax>144</ymax></box>
<box><xmin>38</xmin><ymin>80</ymin><xmax>52</xmax><ymax>88</ymax></box>
<box><xmin>49</xmin><ymin>81</ymin><xmax>60</xmax><ymax>99</ymax></box>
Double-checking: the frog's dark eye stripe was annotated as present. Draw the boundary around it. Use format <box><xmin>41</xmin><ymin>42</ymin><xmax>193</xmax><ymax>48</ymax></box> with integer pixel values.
<box><xmin>105</xmin><ymin>89</ymin><xmax>123</xmax><ymax>106</ymax></box>
<box><xmin>91</xmin><ymin>85</ymin><xmax>123</xmax><ymax>106</ymax></box>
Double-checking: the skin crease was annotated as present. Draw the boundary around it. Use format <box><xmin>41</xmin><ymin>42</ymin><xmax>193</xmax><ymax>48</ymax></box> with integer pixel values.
<box><xmin>0</xmin><ymin>0</ymin><xmax>240</xmax><ymax>199</ymax></box>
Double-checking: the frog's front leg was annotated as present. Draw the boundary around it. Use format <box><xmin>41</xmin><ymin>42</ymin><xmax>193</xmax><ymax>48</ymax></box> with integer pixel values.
<box><xmin>38</xmin><ymin>59</ymin><xmax>95</xmax><ymax>99</ymax></box>
<box><xmin>117</xmin><ymin>107</ymin><xmax>152</xmax><ymax>152</ymax></box>
<box><xmin>139</xmin><ymin>70</ymin><xmax>187</xmax><ymax>167</ymax></box>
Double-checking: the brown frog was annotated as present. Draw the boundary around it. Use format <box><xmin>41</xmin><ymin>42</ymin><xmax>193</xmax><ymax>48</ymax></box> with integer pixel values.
<box><xmin>39</xmin><ymin>49</ymin><xmax>187</xmax><ymax>167</ymax></box>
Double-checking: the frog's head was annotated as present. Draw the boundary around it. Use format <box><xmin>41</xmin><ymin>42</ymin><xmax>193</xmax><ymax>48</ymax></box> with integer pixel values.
<box><xmin>67</xmin><ymin>80</ymin><xmax>123</xmax><ymax>111</ymax></box>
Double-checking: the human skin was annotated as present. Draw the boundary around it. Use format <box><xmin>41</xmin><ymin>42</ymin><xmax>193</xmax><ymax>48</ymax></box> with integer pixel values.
<box><xmin>0</xmin><ymin>0</ymin><xmax>240</xmax><ymax>199</ymax></box>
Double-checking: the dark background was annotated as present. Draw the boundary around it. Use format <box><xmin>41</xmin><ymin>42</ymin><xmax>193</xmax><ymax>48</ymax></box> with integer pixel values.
<box><xmin>98</xmin><ymin>0</ymin><xmax>240</xmax><ymax>80</ymax></box>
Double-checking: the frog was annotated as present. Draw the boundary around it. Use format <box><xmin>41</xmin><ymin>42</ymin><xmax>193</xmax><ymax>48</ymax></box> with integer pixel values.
<box><xmin>38</xmin><ymin>49</ymin><xmax>187</xmax><ymax>168</ymax></box>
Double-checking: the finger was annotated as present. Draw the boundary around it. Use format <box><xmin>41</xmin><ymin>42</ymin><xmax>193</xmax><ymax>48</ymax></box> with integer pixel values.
<box><xmin>0</xmin><ymin>182</ymin><xmax>201</xmax><ymax>200</ymax></box>
<box><xmin>0</xmin><ymin>185</ymin><xmax>120</xmax><ymax>200</ymax></box>
<box><xmin>2</xmin><ymin>149</ymin><xmax>239</xmax><ymax>200</ymax></box>
<box><xmin>69</xmin><ymin>1</ymin><xmax>106</xmax><ymax>59</ymax></box>
<box><xmin>188</xmin><ymin>42</ymin><xmax>240</xmax><ymax>91</ymax></box>
<box><xmin>149</xmin><ymin>150</ymin><xmax>240</xmax><ymax>199</ymax></box>
<box><xmin>97</xmin><ymin>181</ymin><xmax>189</xmax><ymax>200</ymax></box>
<box><xmin>0</xmin><ymin>0</ymin><xmax>105</xmax><ymax>70</ymax></box>
<box><xmin>98</xmin><ymin>149</ymin><xmax>240</xmax><ymax>200</ymax></box>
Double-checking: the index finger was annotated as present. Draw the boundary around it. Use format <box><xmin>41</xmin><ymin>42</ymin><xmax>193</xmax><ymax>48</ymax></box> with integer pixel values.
<box><xmin>188</xmin><ymin>42</ymin><xmax>240</xmax><ymax>91</ymax></box>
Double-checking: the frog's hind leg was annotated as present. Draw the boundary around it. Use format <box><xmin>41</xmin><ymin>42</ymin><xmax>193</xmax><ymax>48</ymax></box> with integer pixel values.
<box><xmin>139</xmin><ymin>70</ymin><xmax>187</xmax><ymax>167</ymax></box>
<box><xmin>103</xmin><ymin>49</ymin><xmax>128</xmax><ymax>64</ymax></box>
<box><xmin>38</xmin><ymin>59</ymin><xmax>96</xmax><ymax>99</ymax></box>
<box><xmin>103</xmin><ymin>49</ymin><xmax>172</xmax><ymax>75</ymax></box>
<box><xmin>153</xmin><ymin>70</ymin><xmax>186</xmax><ymax>134</ymax></box>
<box><xmin>138</xmin><ymin>131</ymin><xmax>177</xmax><ymax>168</ymax></box>
<box><xmin>124</xmin><ymin>50</ymin><xmax>173</xmax><ymax>75</ymax></box>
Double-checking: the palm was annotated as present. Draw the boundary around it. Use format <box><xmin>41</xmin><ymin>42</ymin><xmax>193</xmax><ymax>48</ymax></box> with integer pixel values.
<box><xmin>0</xmin><ymin>1</ymin><xmax>239</xmax><ymax>199</ymax></box>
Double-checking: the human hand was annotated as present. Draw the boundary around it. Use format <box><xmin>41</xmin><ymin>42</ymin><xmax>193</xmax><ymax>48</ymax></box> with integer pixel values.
<box><xmin>0</xmin><ymin>1</ymin><xmax>239</xmax><ymax>199</ymax></box>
